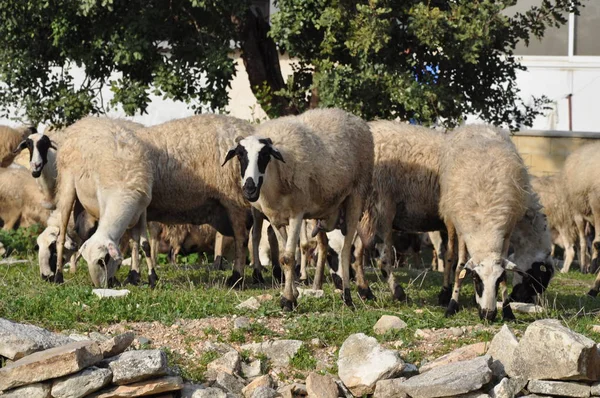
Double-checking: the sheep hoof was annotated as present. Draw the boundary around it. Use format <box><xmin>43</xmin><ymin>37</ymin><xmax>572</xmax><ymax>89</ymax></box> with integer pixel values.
<box><xmin>148</xmin><ymin>269</ymin><xmax>159</xmax><ymax>288</ymax></box>
<box><xmin>226</xmin><ymin>271</ymin><xmax>243</xmax><ymax>289</ymax></box>
<box><xmin>212</xmin><ymin>256</ymin><xmax>224</xmax><ymax>271</ymax></box>
<box><xmin>393</xmin><ymin>285</ymin><xmax>407</xmax><ymax>302</ymax></box>
<box><xmin>272</xmin><ymin>266</ymin><xmax>283</xmax><ymax>283</ymax></box>
<box><xmin>108</xmin><ymin>277</ymin><xmax>121</xmax><ymax>288</ymax></box>
<box><xmin>358</xmin><ymin>286</ymin><xmax>376</xmax><ymax>301</ymax></box>
<box><xmin>331</xmin><ymin>273</ymin><xmax>343</xmax><ymax>290</ymax></box>
<box><xmin>587</xmin><ymin>289</ymin><xmax>599</xmax><ymax>298</ymax></box>
<box><xmin>125</xmin><ymin>270</ymin><xmax>141</xmax><ymax>286</ymax></box>
<box><xmin>342</xmin><ymin>288</ymin><xmax>354</xmax><ymax>307</ymax></box>
<box><xmin>53</xmin><ymin>271</ymin><xmax>64</xmax><ymax>284</ymax></box>
<box><xmin>438</xmin><ymin>286</ymin><xmax>452</xmax><ymax>306</ymax></box>
<box><xmin>41</xmin><ymin>273</ymin><xmax>54</xmax><ymax>282</ymax></box>
<box><xmin>444</xmin><ymin>299</ymin><xmax>460</xmax><ymax>317</ymax></box>
<box><xmin>280</xmin><ymin>296</ymin><xmax>297</xmax><ymax>312</ymax></box>
<box><xmin>502</xmin><ymin>300</ymin><xmax>516</xmax><ymax>321</ymax></box>
<box><xmin>252</xmin><ymin>269</ymin><xmax>265</xmax><ymax>285</ymax></box>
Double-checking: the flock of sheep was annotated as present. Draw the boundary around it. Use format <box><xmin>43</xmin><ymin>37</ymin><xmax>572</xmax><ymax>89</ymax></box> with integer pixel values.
<box><xmin>1</xmin><ymin>107</ymin><xmax>600</xmax><ymax>323</ymax></box>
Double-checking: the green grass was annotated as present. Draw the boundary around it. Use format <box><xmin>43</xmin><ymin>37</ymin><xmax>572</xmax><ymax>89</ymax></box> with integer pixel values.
<box><xmin>2</xmin><ymin>229</ymin><xmax>600</xmax><ymax>379</ymax></box>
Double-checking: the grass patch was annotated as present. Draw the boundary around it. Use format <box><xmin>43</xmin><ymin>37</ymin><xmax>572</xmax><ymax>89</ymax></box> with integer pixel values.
<box><xmin>290</xmin><ymin>345</ymin><xmax>317</xmax><ymax>371</ymax></box>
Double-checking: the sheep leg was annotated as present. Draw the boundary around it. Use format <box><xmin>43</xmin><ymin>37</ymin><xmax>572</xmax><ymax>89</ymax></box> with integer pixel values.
<box><xmin>439</xmin><ymin>222</ymin><xmax>457</xmax><ymax>306</ymax></box>
<box><xmin>341</xmin><ymin>195</ymin><xmax>365</xmax><ymax>307</ymax></box>
<box><xmin>148</xmin><ymin>221</ymin><xmax>161</xmax><ymax>274</ymax></box>
<box><xmin>2</xmin><ymin>214</ymin><xmax>20</xmax><ymax>231</ymax></box>
<box><xmin>430</xmin><ymin>231</ymin><xmax>445</xmax><ymax>273</ymax></box>
<box><xmin>68</xmin><ymin>252</ymin><xmax>78</xmax><ymax>274</ymax></box>
<box><xmin>225</xmin><ymin>208</ymin><xmax>250</xmax><ymax>289</ymax></box>
<box><xmin>445</xmin><ymin>235</ymin><xmax>467</xmax><ymax>317</ymax></box>
<box><xmin>378</xmin><ymin>224</ymin><xmax>404</xmax><ymax>301</ymax></box>
<box><xmin>575</xmin><ymin>215</ymin><xmax>588</xmax><ymax>274</ymax></box>
<box><xmin>299</xmin><ymin>220</ymin><xmax>310</xmax><ymax>284</ymax></box>
<box><xmin>559</xmin><ymin>228</ymin><xmax>575</xmax><ymax>273</ymax></box>
<box><xmin>267</xmin><ymin>224</ymin><xmax>282</xmax><ymax>284</ymax></box>
<box><xmin>500</xmin><ymin>279</ymin><xmax>515</xmax><ymax>321</ymax></box>
<box><xmin>139</xmin><ymin>214</ymin><xmax>158</xmax><ymax>288</ymax></box>
<box><xmin>312</xmin><ymin>231</ymin><xmax>328</xmax><ymax>290</ymax></box>
<box><xmin>213</xmin><ymin>232</ymin><xmax>226</xmax><ymax>271</ymax></box>
<box><xmin>250</xmin><ymin>209</ymin><xmax>265</xmax><ymax>284</ymax></box>
<box><xmin>55</xmin><ymin>175</ymin><xmax>76</xmax><ymax>285</ymax></box>
<box><xmin>280</xmin><ymin>215</ymin><xmax>302</xmax><ymax>311</ymax></box>
<box><xmin>590</xmin><ymin>203</ymin><xmax>600</xmax><ymax>274</ymax></box>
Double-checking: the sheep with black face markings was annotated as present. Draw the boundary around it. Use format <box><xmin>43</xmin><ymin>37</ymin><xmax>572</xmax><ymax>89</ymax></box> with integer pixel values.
<box><xmin>439</xmin><ymin>124</ymin><xmax>529</xmax><ymax>322</ymax></box>
<box><xmin>223</xmin><ymin>108</ymin><xmax>374</xmax><ymax>309</ymax></box>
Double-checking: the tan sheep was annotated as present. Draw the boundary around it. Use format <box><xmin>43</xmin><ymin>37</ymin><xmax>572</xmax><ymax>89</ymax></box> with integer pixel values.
<box><xmin>161</xmin><ymin>223</ymin><xmax>234</xmax><ymax>265</ymax></box>
<box><xmin>357</xmin><ymin>120</ymin><xmax>446</xmax><ymax>301</ymax></box>
<box><xmin>531</xmin><ymin>175</ymin><xmax>578</xmax><ymax>273</ymax></box>
<box><xmin>0</xmin><ymin>167</ymin><xmax>51</xmax><ymax>230</ymax></box>
<box><xmin>0</xmin><ymin>125</ymin><xmax>35</xmax><ymax>168</ymax></box>
<box><xmin>55</xmin><ymin>117</ymin><xmax>153</xmax><ymax>286</ymax></box>
<box><xmin>440</xmin><ymin>124</ymin><xmax>529</xmax><ymax>321</ymax></box>
<box><xmin>561</xmin><ymin>141</ymin><xmax>600</xmax><ymax>296</ymax></box>
<box><xmin>134</xmin><ymin>114</ymin><xmax>255</xmax><ymax>287</ymax></box>
<box><xmin>223</xmin><ymin>108</ymin><xmax>374</xmax><ymax>309</ymax></box>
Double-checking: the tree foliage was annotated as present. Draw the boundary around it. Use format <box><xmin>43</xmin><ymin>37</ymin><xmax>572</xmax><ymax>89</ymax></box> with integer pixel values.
<box><xmin>0</xmin><ymin>0</ymin><xmax>581</xmax><ymax>129</ymax></box>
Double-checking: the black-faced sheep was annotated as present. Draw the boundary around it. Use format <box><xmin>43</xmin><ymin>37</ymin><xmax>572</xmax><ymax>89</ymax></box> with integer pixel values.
<box><xmin>223</xmin><ymin>108</ymin><xmax>374</xmax><ymax>309</ymax></box>
<box><xmin>439</xmin><ymin>125</ymin><xmax>529</xmax><ymax>321</ymax></box>
<box><xmin>55</xmin><ymin>117</ymin><xmax>153</xmax><ymax>286</ymax></box>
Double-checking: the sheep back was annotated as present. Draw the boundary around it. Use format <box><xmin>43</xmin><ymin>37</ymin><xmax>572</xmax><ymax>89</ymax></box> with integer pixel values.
<box><xmin>562</xmin><ymin>141</ymin><xmax>600</xmax><ymax>218</ymax></box>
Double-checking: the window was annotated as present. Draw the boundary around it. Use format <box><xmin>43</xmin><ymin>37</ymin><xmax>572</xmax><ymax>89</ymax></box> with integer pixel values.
<box><xmin>575</xmin><ymin>1</ymin><xmax>600</xmax><ymax>56</ymax></box>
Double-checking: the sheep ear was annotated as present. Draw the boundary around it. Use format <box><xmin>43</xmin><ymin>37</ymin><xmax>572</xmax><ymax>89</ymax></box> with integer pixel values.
<box><xmin>504</xmin><ymin>259</ymin><xmax>518</xmax><ymax>270</ymax></box>
<box><xmin>235</xmin><ymin>136</ymin><xmax>245</xmax><ymax>144</ymax></box>
<box><xmin>50</xmin><ymin>140</ymin><xmax>58</xmax><ymax>150</ymax></box>
<box><xmin>270</xmin><ymin>147</ymin><xmax>285</xmax><ymax>163</ymax></box>
<box><xmin>107</xmin><ymin>241</ymin><xmax>122</xmax><ymax>261</ymax></box>
<box><xmin>12</xmin><ymin>140</ymin><xmax>29</xmax><ymax>154</ymax></box>
<box><xmin>222</xmin><ymin>148</ymin><xmax>237</xmax><ymax>167</ymax></box>
<box><xmin>25</xmin><ymin>126</ymin><xmax>37</xmax><ymax>136</ymax></box>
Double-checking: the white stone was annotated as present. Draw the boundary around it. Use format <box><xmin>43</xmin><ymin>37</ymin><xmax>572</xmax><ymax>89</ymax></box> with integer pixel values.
<box><xmin>489</xmin><ymin>377</ymin><xmax>527</xmax><ymax>398</ymax></box>
<box><xmin>0</xmin><ymin>318</ymin><xmax>74</xmax><ymax>360</ymax></box>
<box><xmin>487</xmin><ymin>324</ymin><xmax>519</xmax><ymax>378</ymax></box>
<box><xmin>0</xmin><ymin>382</ymin><xmax>51</xmax><ymax>398</ymax></box>
<box><xmin>92</xmin><ymin>289</ymin><xmax>130</xmax><ymax>298</ymax></box>
<box><xmin>107</xmin><ymin>349</ymin><xmax>168</xmax><ymax>385</ymax></box>
<box><xmin>240</xmin><ymin>340</ymin><xmax>303</xmax><ymax>367</ymax></box>
<box><xmin>236</xmin><ymin>297</ymin><xmax>261</xmax><ymax>310</ymax></box>
<box><xmin>51</xmin><ymin>366</ymin><xmax>113</xmax><ymax>398</ymax></box>
<box><xmin>373</xmin><ymin>315</ymin><xmax>408</xmax><ymax>335</ymax></box>
<box><xmin>297</xmin><ymin>288</ymin><xmax>324</xmax><ymax>298</ymax></box>
<box><xmin>528</xmin><ymin>380</ymin><xmax>591</xmax><ymax>397</ymax></box>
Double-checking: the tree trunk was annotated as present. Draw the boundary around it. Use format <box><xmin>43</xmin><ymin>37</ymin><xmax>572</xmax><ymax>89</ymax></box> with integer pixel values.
<box><xmin>233</xmin><ymin>8</ymin><xmax>301</xmax><ymax>117</ymax></box>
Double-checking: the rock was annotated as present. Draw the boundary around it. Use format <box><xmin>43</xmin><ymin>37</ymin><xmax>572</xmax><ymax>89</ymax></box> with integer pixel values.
<box><xmin>180</xmin><ymin>384</ymin><xmax>227</xmax><ymax>398</ymax></box>
<box><xmin>89</xmin><ymin>332</ymin><xmax>109</xmax><ymax>343</ymax></box>
<box><xmin>242</xmin><ymin>375</ymin><xmax>272</xmax><ymax>398</ymax></box>
<box><xmin>496</xmin><ymin>301</ymin><xmax>544</xmax><ymax>314</ymax></box>
<box><xmin>527</xmin><ymin>380</ymin><xmax>591</xmax><ymax>397</ymax></box>
<box><xmin>489</xmin><ymin>377</ymin><xmax>527</xmax><ymax>398</ymax></box>
<box><xmin>592</xmin><ymin>325</ymin><xmax>600</xmax><ymax>334</ymax></box>
<box><xmin>456</xmin><ymin>393</ymin><xmax>490</xmax><ymax>398</ymax></box>
<box><xmin>0</xmin><ymin>318</ymin><xmax>74</xmax><ymax>360</ymax></box>
<box><xmin>51</xmin><ymin>366</ymin><xmax>113</xmax><ymax>398</ymax></box>
<box><xmin>135</xmin><ymin>336</ymin><xmax>152</xmax><ymax>346</ymax></box>
<box><xmin>234</xmin><ymin>317</ymin><xmax>251</xmax><ymax>330</ymax></box>
<box><xmin>92</xmin><ymin>289</ymin><xmax>130</xmax><ymax>298</ymax></box>
<box><xmin>337</xmin><ymin>333</ymin><xmax>406</xmax><ymax>396</ymax></box>
<box><xmin>414</xmin><ymin>329</ymin><xmax>431</xmax><ymax>339</ymax></box>
<box><xmin>88</xmin><ymin>376</ymin><xmax>183</xmax><ymax>398</ymax></box>
<box><xmin>202</xmin><ymin>341</ymin><xmax>236</xmax><ymax>356</ymax></box>
<box><xmin>237</xmin><ymin>297</ymin><xmax>261</xmax><ymax>311</ymax></box>
<box><xmin>240</xmin><ymin>340</ymin><xmax>303</xmax><ymax>367</ymax></box>
<box><xmin>449</xmin><ymin>327</ymin><xmax>464</xmax><ymax>337</ymax></box>
<box><xmin>392</xmin><ymin>355</ymin><xmax>493</xmax><ymax>398</ymax></box>
<box><xmin>251</xmin><ymin>387</ymin><xmax>279</xmax><ymax>398</ymax></box>
<box><xmin>306</xmin><ymin>372</ymin><xmax>338</xmax><ymax>398</ymax></box>
<box><xmin>420</xmin><ymin>342</ymin><xmax>487</xmax><ymax>373</ymax></box>
<box><xmin>297</xmin><ymin>288</ymin><xmax>324</xmax><ymax>299</ymax></box>
<box><xmin>511</xmin><ymin>319</ymin><xmax>600</xmax><ymax>381</ymax></box>
<box><xmin>487</xmin><ymin>324</ymin><xmax>519</xmax><ymax>378</ymax></box>
<box><xmin>374</xmin><ymin>379</ymin><xmax>408</xmax><ymax>398</ymax></box>
<box><xmin>255</xmin><ymin>294</ymin><xmax>273</xmax><ymax>303</ymax></box>
<box><xmin>373</xmin><ymin>315</ymin><xmax>408</xmax><ymax>335</ymax></box>
<box><xmin>0</xmin><ymin>340</ymin><xmax>102</xmax><ymax>391</ymax></box>
<box><xmin>277</xmin><ymin>383</ymin><xmax>307</xmax><ymax>398</ymax></box>
<box><xmin>592</xmin><ymin>382</ymin><xmax>600</xmax><ymax>395</ymax></box>
<box><xmin>241</xmin><ymin>360</ymin><xmax>263</xmax><ymax>379</ymax></box>
<box><xmin>68</xmin><ymin>334</ymin><xmax>91</xmax><ymax>342</ymax></box>
<box><xmin>216</xmin><ymin>372</ymin><xmax>246</xmax><ymax>395</ymax></box>
<box><xmin>107</xmin><ymin>350</ymin><xmax>168</xmax><ymax>385</ymax></box>
<box><xmin>206</xmin><ymin>351</ymin><xmax>242</xmax><ymax>380</ymax></box>
<box><xmin>99</xmin><ymin>332</ymin><xmax>135</xmax><ymax>358</ymax></box>
<box><xmin>0</xmin><ymin>382</ymin><xmax>51</xmax><ymax>398</ymax></box>
<box><xmin>401</xmin><ymin>363</ymin><xmax>419</xmax><ymax>377</ymax></box>
<box><xmin>309</xmin><ymin>338</ymin><xmax>324</xmax><ymax>348</ymax></box>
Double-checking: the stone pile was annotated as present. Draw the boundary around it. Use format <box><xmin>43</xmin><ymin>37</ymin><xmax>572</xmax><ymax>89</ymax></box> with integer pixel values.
<box><xmin>0</xmin><ymin>318</ymin><xmax>182</xmax><ymax>398</ymax></box>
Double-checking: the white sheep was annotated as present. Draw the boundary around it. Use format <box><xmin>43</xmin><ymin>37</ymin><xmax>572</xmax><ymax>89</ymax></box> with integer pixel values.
<box><xmin>531</xmin><ymin>175</ymin><xmax>578</xmax><ymax>273</ymax></box>
<box><xmin>358</xmin><ymin>120</ymin><xmax>446</xmax><ymax>301</ymax></box>
<box><xmin>439</xmin><ymin>124</ymin><xmax>529</xmax><ymax>321</ymax></box>
<box><xmin>55</xmin><ymin>117</ymin><xmax>153</xmax><ymax>286</ymax></box>
<box><xmin>0</xmin><ymin>167</ymin><xmax>51</xmax><ymax>230</ymax></box>
<box><xmin>134</xmin><ymin>114</ymin><xmax>256</xmax><ymax>287</ymax></box>
<box><xmin>223</xmin><ymin>108</ymin><xmax>374</xmax><ymax>309</ymax></box>
<box><xmin>561</xmin><ymin>141</ymin><xmax>600</xmax><ymax>296</ymax></box>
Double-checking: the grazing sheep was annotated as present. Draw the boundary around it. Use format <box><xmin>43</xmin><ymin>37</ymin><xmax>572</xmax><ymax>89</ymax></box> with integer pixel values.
<box><xmin>223</xmin><ymin>108</ymin><xmax>374</xmax><ymax>309</ymax></box>
<box><xmin>561</xmin><ymin>142</ymin><xmax>600</xmax><ymax>296</ymax></box>
<box><xmin>0</xmin><ymin>167</ymin><xmax>51</xmax><ymax>230</ymax></box>
<box><xmin>55</xmin><ymin>117</ymin><xmax>153</xmax><ymax>286</ymax></box>
<box><xmin>134</xmin><ymin>114</ymin><xmax>255</xmax><ymax>287</ymax></box>
<box><xmin>161</xmin><ymin>224</ymin><xmax>234</xmax><ymax>265</ymax></box>
<box><xmin>531</xmin><ymin>175</ymin><xmax>578</xmax><ymax>273</ymax></box>
<box><xmin>439</xmin><ymin>124</ymin><xmax>528</xmax><ymax>321</ymax></box>
<box><xmin>425</xmin><ymin>231</ymin><xmax>446</xmax><ymax>272</ymax></box>
<box><xmin>1</xmin><ymin>125</ymin><xmax>36</xmax><ymax>168</ymax></box>
<box><xmin>358</xmin><ymin>120</ymin><xmax>446</xmax><ymax>301</ymax></box>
